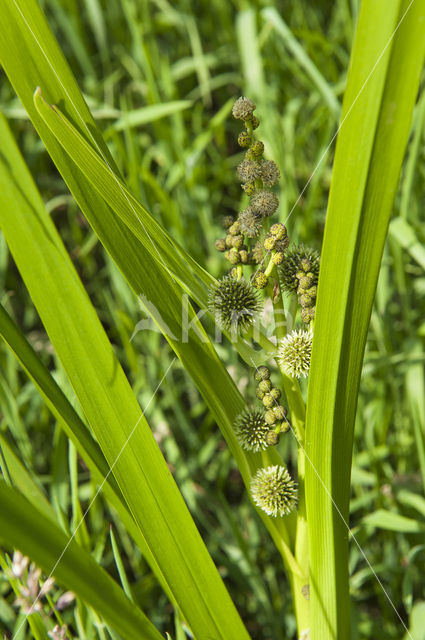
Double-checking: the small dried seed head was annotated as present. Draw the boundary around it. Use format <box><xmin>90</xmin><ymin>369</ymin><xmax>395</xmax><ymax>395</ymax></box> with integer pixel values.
<box><xmin>228</xmin><ymin>221</ymin><xmax>241</xmax><ymax>236</ymax></box>
<box><xmin>262</xmin><ymin>393</ymin><xmax>275</xmax><ymax>409</ymax></box>
<box><xmin>254</xmin><ymin>366</ymin><xmax>270</xmax><ymax>381</ymax></box>
<box><xmin>222</xmin><ymin>215</ymin><xmax>234</xmax><ymax>229</ymax></box>
<box><xmin>208</xmin><ymin>276</ymin><xmax>263</xmax><ymax>335</ymax></box>
<box><xmin>237</xmin><ymin>160</ymin><xmax>261</xmax><ymax>183</ymax></box>
<box><xmin>250</xmin><ymin>190</ymin><xmax>279</xmax><ymax>217</ymax></box>
<box><xmin>250</xmin><ymin>140</ymin><xmax>265</xmax><ymax>158</ymax></box>
<box><xmin>242</xmin><ymin>182</ymin><xmax>256</xmax><ymax>196</ymax></box>
<box><xmin>251</xmin><ymin>465</ymin><xmax>297</xmax><ymax>517</ymax></box>
<box><xmin>258</xmin><ymin>379</ymin><xmax>272</xmax><ymax>394</ymax></box>
<box><xmin>269</xmin><ymin>387</ymin><xmax>281</xmax><ymax>401</ymax></box>
<box><xmin>279</xmin><ymin>246</ymin><xmax>320</xmax><ymax>294</ymax></box>
<box><xmin>252</xmin><ymin>241</ymin><xmax>264</xmax><ymax>264</ymax></box>
<box><xmin>215</xmin><ymin>238</ymin><xmax>226</xmax><ymax>252</ymax></box>
<box><xmin>273</xmin><ymin>405</ymin><xmax>287</xmax><ymax>421</ymax></box>
<box><xmin>250</xmin><ymin>115</ymin><xmax>260</xmax><ymax>129</ymax></box>
<box><xmin>252</xmin><ymin>271</ymin><xmax>268</xmax><ymax>289</ymax></box>
<box><xmin>263</xmin><ymin>236</ymin><xmax>277</xmax><ymax>252</ymax></box>
<box><xmin>239</xmin><ymin>249</ymin><xmax>249</xmax><ymax>264</ymax></box>
<box><xmin>232</xmin><ymin>97</ymin><xmax>256</xmax><ymax>121</ymax></box>
<box><xmin>270</xmin><ymin>223</ymin><xmax>287</xmax><ymax>239</ymax></box>
<box><xmin>230</xmin><ymin>234</ymin><xmax>244</xmax><ymax>249</ymax></box>
<box><xmin>261</xmin><ymin>160</ymin><xmax>281</xmax><ymax>186</ymax></box>
<box><xmin>239</xmin><ymin>207</ymin><xmax>263</xmax><ymax>239</ymax></box>
<box><xmin>238</xmin><ymin>131</ymin><xmax>251</xmax><ymax>148</ymax></box>
<box><xmin>301</xmin><ymin>307</ymin><xmax>315</xmax><ymax>324</ymax></box>
<box><xmin>234</xmin><ymin>408</ymin><xmax>269</xmax><ymax>452</ymax></box>
<box><xmin>277</xmin><ymin>329</ymin><xmax>313</xmax><ymax>378</ymax></box>
<box><xmin>265</xmin><ymin>430</ymin><xmax>280</xmax><ymax>446</ymax></box>
<box><xmin>264</xmin><ymin>409</ymin><xmax>277</xmax><ymax>425</ymax></box>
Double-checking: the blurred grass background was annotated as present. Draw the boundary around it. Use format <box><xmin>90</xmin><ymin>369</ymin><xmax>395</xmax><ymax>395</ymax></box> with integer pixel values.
<box><xmin>0</xmin><ymin>0</ymin><xmax>424</xmax><ymax>638</ymax></box>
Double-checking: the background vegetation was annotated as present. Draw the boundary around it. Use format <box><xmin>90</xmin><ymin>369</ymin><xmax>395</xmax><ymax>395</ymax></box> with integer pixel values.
<box><xmin>0</xmin><ymin>0</ymin><xmax>424</xmax><ymax>638</ymax></box>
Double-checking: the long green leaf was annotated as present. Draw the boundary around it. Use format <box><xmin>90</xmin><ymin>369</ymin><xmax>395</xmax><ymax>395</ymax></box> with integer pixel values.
<box><xmin>0</xmin><ymin>481</ymin><xmax>163</xmax><ymax>640</ymax></box>
<box><xmin>0</xmin><ymin>112</ymin><xmax>250</xmax><ymax>639</ymax></box>
<box><xmin>305</xmin><ymin>1</ymin><xmax>425</xmax><ymax>638</ymax></box>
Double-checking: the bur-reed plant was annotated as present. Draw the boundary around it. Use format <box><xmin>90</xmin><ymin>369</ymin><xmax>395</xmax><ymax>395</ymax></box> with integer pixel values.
<box><xmin>0</xmin><ymin>1</ymin><xmax>425</xmax><ymax>639</ymax></box>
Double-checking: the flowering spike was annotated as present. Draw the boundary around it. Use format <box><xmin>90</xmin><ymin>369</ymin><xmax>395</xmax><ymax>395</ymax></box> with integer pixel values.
<box><xmin>277</xmin><ymin>328</ymin><xmax>313</xmax><ymax>378</ymax></box>
<box><xmin>250</xmin><ymin>465</ymin><xmax>297</xmax><ymax>517</ymax></box>
<box><xmin>208</xmin><ymin>276</ymin><xmax>262</xmax><ymax>335</ymax></box>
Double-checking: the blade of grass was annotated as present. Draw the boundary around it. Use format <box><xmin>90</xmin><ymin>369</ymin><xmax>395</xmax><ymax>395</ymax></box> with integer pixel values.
<box><xmin>0</xmin><ymin>112</ymin><xmax>250</xmax><ymax>640</ymax></box>
<box><xmin>305</xmin><ymin>1</ymin><xmax>425</xmax><ymax>638</ymax></box>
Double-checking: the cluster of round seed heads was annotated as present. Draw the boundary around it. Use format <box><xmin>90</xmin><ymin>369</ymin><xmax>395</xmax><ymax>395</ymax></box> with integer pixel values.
<box><xmin>215</xmin><ymin>218</ymin><xmax>256</xmax><ymax>266</ymax></box>
<box><xmin>279</xmin><ymin>246</ymin><xmax>320</xmax><ymax>323</ymax></box>
<box><xmin>277</xmin><ymin>328</ymin><xmax>313</xmax><ymax>378</ymax></box>
<box><xmin>251</xmin><ymin>466</ymin><xmax>297</xmax><ymax>517</ymax></box>
<box><xmin>233</xmin><ymin>408</ymin><xmax>270</xmax><ymax>452</ymax></box>
<box><xmin>208</xmin><ymin>276</ymin><xmax>262</xmax><ymax>335</ymax></box>
<box><xmin>253</xmin><ymin>367</ymin><xmax>290</xmax><ymax>441</ymax></box>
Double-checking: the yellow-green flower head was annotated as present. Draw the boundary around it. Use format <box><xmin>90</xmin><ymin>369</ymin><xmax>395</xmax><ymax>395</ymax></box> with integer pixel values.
<box><xmin>234</xmin><ymin>408</ymin><xmax>270</xmax><ymax>452</ymax></box>
<box><xmin>279</xmin><ymin>245</ymin><xmax>320</xmax><ymax>294</ymax></box>
<box><xmin>232</xmin><ymin>97</ymin><xmax>256</xmax><ymax>121</ymax></box>
<box><xmin>239</xmin><ymin>207</ymin><xmax>263</xmax><ymax>238</ymax></box>
<box><xmin>238</xmin><ymin>131</ymin><xmax>251</xmax><ymax>148</ymax></box>
<box><xmin>250</xmin><ymin>190</ymin><xmax>279</xmax><ymax>217</ymax></box>
<box><xmin>277</xmin><ymin>328</ymin><xmax>313</xmax><ymax>378</ymax></box>
<box><xmin>237</xmin><ymin>160</ymin><xmax>261</xmax><ymax>183</ymax></box>
<box><xmin>251</xmin><ymin>466</ymin><xmax>297</xmax><ymax>517</ymax></box>
<box><xmin>208</xmin><ymin>276</ymin><xmax>262</xmax><ymax>335</ymax></box>
<box><xmin>260</xmin><ymin>160</ymin><xmax>280</xmax><ymax>186</ymax></box>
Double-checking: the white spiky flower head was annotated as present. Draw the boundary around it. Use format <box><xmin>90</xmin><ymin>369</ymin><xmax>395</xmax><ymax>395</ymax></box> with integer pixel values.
<box><xmin>277</xmin><ymin>328</ymin><xmax>313</xmax><ymax>378</ymax></box>
<box><xmin>233</xmin><ymin>408</ymin><xmax>269</xmax><ymax>452</ymax></box>
<box><xmin>251</xmin><ymin>465</ymin><xmax>297</xmax><ymax>517</ymax></box>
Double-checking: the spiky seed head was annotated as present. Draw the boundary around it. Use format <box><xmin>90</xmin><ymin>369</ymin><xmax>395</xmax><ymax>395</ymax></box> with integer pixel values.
<box><xmin>242</xmin><ymin>182</ymin><xmax>256</xmax><ymax>196</ymax></box>
<box><xmin>264</xmin><ymin>409</ymin><xmax>277</xmax><ymax>425</ymax></box>
<box><xmin>254</xmin><ymin>366</ymin><xmax>270</xmax><ymax>381</ymax></box>
<box><xmin>222</xmin><ymin>215</ymin><xmax>234</xmax><ymax>229</ymax></box>
<box><xmin>233</xmin><ymin>408</ymin><xmax>269</xmax><ymax>452</ymax></box>
<box><xmin>250</xmin><ymin>140</ymin><xmax>264</xmax><ymax>157</ymax></box>
<box><xmin>232</xmin><ymin>97</ymin><xmax>256</xmax><ymax>120</ymax></box>
<box><xmin>258</xmin><ymin>379</ymin><xmax>272</xmax><ymax>394</ymax></box>
<box><xmin>269</xmin><ymin>387</ymin><xmax>281</xmax><ymax>401</ymax></box>
<box><xmin>209</xmin><ymin>276</ymin><xmax>262</xmax><ymax>335</ymax></box>
<box><xmin>262</xmin><ymin>393</ymin><xmax>275</xmax><ymax>409</ymax></box>
<box><xmin>279</xmin><ymin>246</ymin><xmax>320</xmax><ymax>294</ymax></box>
<box><xmin>273</xmin><ymin>405</ymin><xmax>287</xmax><ymax>421</ymax></box>
<box><xmin>272</xmin><ymin>251</ymin><xmax>284</xmax><ymax>265</ymax></box>
<box><xmin>250</xmin><ymin>190</ymin><xmax>279</xmax><ymax>217</ymax></box>
<box><xmin>238</xmin><ymin>131</ymin><xmax>251</xmax><ymax>147</ymax></box>
<box><xmin>228</xmin><ymin>220</ymin><xmax>241</xmax><ymax>236</ymax></box>
<box><xmin>261</xmin><ymin>160</ymin><xmax>281</xmax><ymax>186</ymax></box>
<box><xmin>237</xmin><ymin>160</ymin><xmax>261</xmax><ymax>183</ymax></box>
<box><xmin>239</xmin><ymin>207</ymin><xmax>263</xmax><ymax>238</ymax></box>
<box><xmin>277</xmin><ymin>329</ymin><xmax>313</xmax><ymax>378</ymax></box>
<box><xmin>250</xmin><ymin>115</ymin><xmax>260</xmax><ymax>129</ymax></box>
<box><xmin>215</xmin><ymin>238</ymin><xmax>226</xmax><ymax>252</ymax></box>
<box><xmin>263</xmin><ymin>235</ymin><xmax>277</xmax><ymax>251</ymax></box>
<box><xmin>252</xmin><ymin>271</ymin><xmax>268</xmax><ymax>289</ymax></box>
<box><xmin>251</xmin><ymin>466</ymin><xmax>297</xmax><ymax>517</ymax></box>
